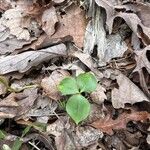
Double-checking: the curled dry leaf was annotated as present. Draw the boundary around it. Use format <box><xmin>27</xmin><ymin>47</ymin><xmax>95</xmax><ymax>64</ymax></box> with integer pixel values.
<box><xmin>0</xmin><ymin>43</ymin><xmax>67</xmax><ymax>74</ymax></box>
<box><xmin>95</xmin><ymin>0</ymin><xmax>150</xmax><ymax>45</ymax></box>
<box><xmin>52</xmin><ymin>4</ymin><xmax>86</xmax><ymax>48</ymax></box>
<box><xmin>112</xmin><ymin>73</ymin><xmax>149</xmax><ymax>109</ymax></box>
<box><xmin>41</xmin><ymin>70</ymin><xmax>70</xmax><ymax>100</ymax></box>
<box><xmin>91</xmin><ymin>111</ymin><xmax>150</xmax><ymax>135</ymax></box>
<box><xmin>90</xmin><ymin>84</ymin><xmax>107</xmax><ymax>104</ymax></box>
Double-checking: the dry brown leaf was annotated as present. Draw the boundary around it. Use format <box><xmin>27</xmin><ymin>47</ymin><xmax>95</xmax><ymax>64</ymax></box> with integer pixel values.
<box><xmin>0</xmin><ymin>24</ymin><xmax>36</xmax><ymax>54</ymax></box>
<box><xmin>0</xmin><ymin>5</ymin><xmax>41</xmax><ymax>54</ymax></box>
<box><xmin>18</xmin><ymin>33</ymin><xmax>61</xmax><ymax>52</ymax></box>
<box><xmin>91</xmin><ymin>111</ymin><xmax>150</xmax><ymax>135</ymax></box>
<box><xmin>112</xmin><ymin>73</ymin><xmax>149</xmax><ymax>109</ymax></box>
<box><xmin>90</xmin><ymin>84</ymin><xmax>107</xmax><ymax>104</ymax></box>
<box><xmin>75</xmin><ymin>126</ymin><xmax>103</xmax><ymax>147</ymax></box>
<box><xmin>25</xmin><ymin>96</ymin><xmax>57</xmax><ymax>120</ymax></box>
<box><xmin>41</xmin><ymin>70</ymin><xmax>70</xmax><ymax>100</ymax></box>
<box><xmin>52</xmin><ymin>5</ymin><xmax>86</xmax><ymax>48</ymax></box>
<box><xmin>42</xmin><ymin>6</ymin><xmax>58</xmax><ymax>36</ymax></box>
<box><xmin>84</xmin><ymin>4</ymin><xmax>128</xmax><ymax>66</ymax></box>
<box><xmin>0</xmin><ymin>0</ymin><xmax>11</xmax><ymax>12</ymax></box>
<box><xmin>47</xmin><ymin>116</ymin><xmax>103</xmax><ymax>149</ymax></box>
<box><xmin>0</xmin><ymin>43</ymin><xmax>67</xmax><ymax>74</ymax></box>
<box><xmin>85</xmin><ymin>104</ymin><xmax>105</xmax><ymax>123</ymax></box>
<box><xmin>120</xmin><ymin>2</ymin><xmax>150</xmax><ymax>28</ymax></box>
<box><xmin>10</xmin><ymin>0</ymin><xmax>42</xmax><ymax>15</ymax></box>
<box><xmin>0</xmin><ymin>88</ymin><xmax>38</xmax><ymax>119</ymax></box>
<box><xmin>73</xmin><ymin>51</ymin><xmax>103</xmax><ymax>79</ymax></box>
<box><xmin>95</xmin><ymin>0</ymin><xmax>150</xmax><ymax>45</ymax></box>
<box><xmin>134</xmin><ymin>46</ymin><xmax>150</xmax><ymax>74</ymax></box>
<box><xmin>0</xmin><ymin>93</ymin><xmax>19</xmax><ymax>107</ymax></box>
<box><xmin>0</xmin><ymin>8</ymin><xmax>31</xmax><ymax>40</ymax></box>
<box><xmin>0</xmin><ymin>36</ymin><xmax>36</xmax><ymax>54</ymax></box>
<box><xmin>133</xmin><ymin>46</ymin><xmax>150</xmax><ymax>97</ymax></box>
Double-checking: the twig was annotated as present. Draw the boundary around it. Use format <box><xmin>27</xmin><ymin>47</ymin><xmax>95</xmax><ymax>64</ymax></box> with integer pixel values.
<box><xmin>28</xmin><ymin>141</ymin><xmax>41</xmax><ymax>150</ymax></box>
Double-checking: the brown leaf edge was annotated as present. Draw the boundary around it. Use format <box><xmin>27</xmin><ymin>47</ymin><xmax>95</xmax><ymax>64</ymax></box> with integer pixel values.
<box><xmin>90</xmin><ymin>111</ymin><xmax>150</xmax><ymax>135</ymax></box>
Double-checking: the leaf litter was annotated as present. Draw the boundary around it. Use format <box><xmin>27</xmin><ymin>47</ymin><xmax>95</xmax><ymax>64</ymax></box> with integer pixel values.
<box><xmin>0</xmin><ymin>0</ymin><xmax>150</xmax><ymax>149</ymax></box>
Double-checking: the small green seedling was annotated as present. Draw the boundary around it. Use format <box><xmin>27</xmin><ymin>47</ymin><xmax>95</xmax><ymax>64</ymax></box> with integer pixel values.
<box><xmin>58</xmin><ymin>72</ymin><xmax>97</xmax><ymax>124</ymax></box>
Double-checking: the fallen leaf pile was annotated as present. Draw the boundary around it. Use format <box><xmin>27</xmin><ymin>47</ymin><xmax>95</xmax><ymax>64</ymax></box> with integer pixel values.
<box><xmin>0</xmin><ymin>0</ymin><xmax>150</xmax><ymax>149</ymax></box>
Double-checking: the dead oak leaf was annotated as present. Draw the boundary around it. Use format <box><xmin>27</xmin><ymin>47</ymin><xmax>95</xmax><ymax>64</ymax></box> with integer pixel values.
<box><xmin>95</xmin><ymin>0</ymin><xmax>150</xmax><ymax>45</ymax></box>
<box><xmin>41</xmin><ymin>70</ymin><xmax>70</xmax><ymax>100</ymax></box>
<box><xmin>111</xmin><ymin>73</ymin><xmax>149</xmax><ymax>109</ymax></box>
<box><xmin>118</xmin><ymin>2</ymin><xmax>150</xmax><ymax>28</ymax></box>
<box><xmin>91</xmin><ymin>111</ymin><xmax>150</xmax><ymax>135</ymax></box>
<box><xmin>52</xmin><ymin>5</ymin><xmax>87</xmax><ymax>48</ymax></box>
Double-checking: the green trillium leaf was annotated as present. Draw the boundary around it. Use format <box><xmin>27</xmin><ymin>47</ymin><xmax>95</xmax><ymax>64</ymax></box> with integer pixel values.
<box><xmin>66</xmin><ymin>94</ymin><xmax>90</xmax><ymax>124</ymax></box>
<box><xmin>58</xmin><ymin>77</ymin><xmax>79</xmax><ymax>95</ymax></box>
<box><xmin>76</xmin><ymin>72</ymin><xmax>97</xmax><ymax>93</ymax></box>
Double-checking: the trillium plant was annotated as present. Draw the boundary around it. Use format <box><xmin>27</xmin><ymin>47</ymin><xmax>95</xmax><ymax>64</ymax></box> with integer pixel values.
<box><xmin>58</xmin><ymin>72</ymin><xmax>97</xmax><ymax>124</ymax></box>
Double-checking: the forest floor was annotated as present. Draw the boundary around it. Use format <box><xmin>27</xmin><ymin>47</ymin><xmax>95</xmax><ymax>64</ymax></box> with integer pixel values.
<box><xmin>0</xmin><ymin>0</ymin><xmax>150</xmax><ymax>150</ymax></box>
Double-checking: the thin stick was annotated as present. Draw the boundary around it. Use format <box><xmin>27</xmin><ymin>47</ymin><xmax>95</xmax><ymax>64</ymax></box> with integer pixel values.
<box><xmin>28</xmin><ymin>141</ymin><xmax>41</xmax><ymax>150</ymax></box>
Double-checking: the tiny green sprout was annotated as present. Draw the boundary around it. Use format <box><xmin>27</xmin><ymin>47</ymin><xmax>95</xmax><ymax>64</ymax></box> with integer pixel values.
<box><xmin>58</xmin><ymin>72</ymin><xmax>97</xmax><ymax>124</ymax></box>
